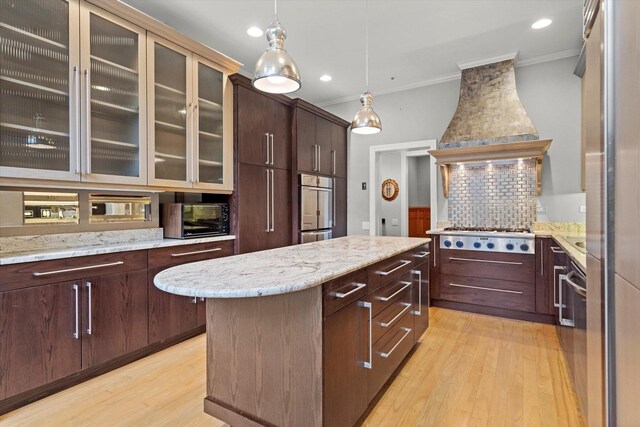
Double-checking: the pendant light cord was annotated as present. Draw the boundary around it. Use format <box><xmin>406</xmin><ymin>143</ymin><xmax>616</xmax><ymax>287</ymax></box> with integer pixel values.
<box><xmin>274</xmin><ymin>0</ymin><xmax>278</xmax><ymax>21</ymax></box>
<box><xmin>365</xmin><ymin>0</ymin><xmax>369</xmax><ymax>91</ymax></box>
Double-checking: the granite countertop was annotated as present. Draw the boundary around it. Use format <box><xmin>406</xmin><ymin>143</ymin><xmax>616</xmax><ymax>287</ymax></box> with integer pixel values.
<box><xmin>0</xmin><ymin>235</ymin><xmax>236</xmax><ymax>266</ymax></box>
<box><xmin>536</xmin><ymin>232</ymin><xmax>587</xmax><ymax>272</ymax></box>
<box><xmin>154</xmin><ymin>235</ymin><xmax>430</xmax><ymax>299</ymax></box>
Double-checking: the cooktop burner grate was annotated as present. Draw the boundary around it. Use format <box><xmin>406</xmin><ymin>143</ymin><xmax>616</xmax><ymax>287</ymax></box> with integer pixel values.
<box><xmin>443</xmin><ymin>226</ymin><xmax>532</xmax><ymax>233</ymax></box>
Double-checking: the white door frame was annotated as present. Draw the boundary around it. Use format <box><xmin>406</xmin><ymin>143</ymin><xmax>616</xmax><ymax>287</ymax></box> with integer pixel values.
<box><xmin>368</xmin><ymin>139</ymin><xmax>437</xmax><ymax>236</ymax></box>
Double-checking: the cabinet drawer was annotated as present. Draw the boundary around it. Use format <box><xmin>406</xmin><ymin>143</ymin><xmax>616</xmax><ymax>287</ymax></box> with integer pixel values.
<box><xmin>372</xmin><ymin>286</ymin><xmax>413</xmax><ymax>345</ymax></box>
<box><xmin>0</xmin><ymin>250</ymin><xmax>148</xmax><ymax>292</ymax></box>
<box><xmin>367</xmin><ymin>252</ymin><xmax>414</xmax><ymax>291</ymax></box>
<box><xmin>362</xmin><ymin>272</ymin><xmax>413</xmax><ymax>318</ymax></box>
<box><xmin>440</xmin><ymin>250</ymin><xmax>535</xmax><ymax>283</ymax></box>
<box><xmin>148</xmin><ymin>240</ymin><xmax>234</xmax><ymax>269</ymax></box>
<box><xmin>323</xmin><ymin>269</ymin><xmax>368</xmax><ymax>317</ymax></box>
<box><xmin>368</xmin><ymin>308</ymin><xmax>414</xmax><ymax>401</ymax></box>
<box><xmin>411</xmin><ymin>243</ymin><xmax>431</xmax><ymax>265</ymax></box>
<box><xmin>439</xmin><ymin>274</ymin><xmax>536</xmax><ymax>313</ymax></box>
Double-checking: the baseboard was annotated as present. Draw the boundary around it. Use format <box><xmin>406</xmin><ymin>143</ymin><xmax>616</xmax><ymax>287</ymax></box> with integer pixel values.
<box><xmin>0</xmin><ymin>325</ymin><xmax>206</xmax><ymax>416</ymax></box>
<box><xmin>432</xmin><ymin>299</ymin><xmax>557</xmax><ymax>324</ymax></box>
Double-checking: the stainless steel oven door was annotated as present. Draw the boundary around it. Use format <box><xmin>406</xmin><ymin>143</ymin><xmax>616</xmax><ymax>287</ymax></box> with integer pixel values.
<box><xmin>317</xmin><ymin>187</ymin><xmax>333</xmax><ymax>230</ymax></box>
<box><xmin>300</xmin><ymin>187</ymin><xmax>319</xmax><ymax>231</ymax></box>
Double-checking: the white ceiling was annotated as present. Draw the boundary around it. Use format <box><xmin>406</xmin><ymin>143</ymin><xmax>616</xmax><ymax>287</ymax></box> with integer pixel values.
<box><xmin>122</xmin><ymin>0</ymin><xmax>583</xmax><ymax>106</ymax></box>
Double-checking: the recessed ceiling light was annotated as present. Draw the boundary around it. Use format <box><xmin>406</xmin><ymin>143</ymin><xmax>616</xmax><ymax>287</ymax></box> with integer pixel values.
<box><xmin>320</xmin><ymin>74</ymin><xmax>332</xmax><ymax>82</ymax></box>
<box><xmin>531</xmin><ymin>18</ymin><xmax>552</xmax><ymax>29</ymax></box>
<box><xmin>246</xmin><ymin>26</ymin><xmax>263</xmax><ymax>37</ymax></box>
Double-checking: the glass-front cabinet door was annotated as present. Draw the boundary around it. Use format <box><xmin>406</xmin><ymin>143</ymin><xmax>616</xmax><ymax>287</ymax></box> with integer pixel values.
<box><xmin>193</xmin><ymin>56</ymin><xmax>227</xmax><ymax>190</ymax></box>
<box><xmin>0</xmin><ymin>0</ymin><xmax>80</xmax><ymax>181</ymax></box>
<box><xmin>147</xmin><ymin>36</ymin><xmax>192</xmax><ymax>187</ymax></box>
<box><xmin>80</xmin><ymin>4</ymin><xmax>146</xmax><ymax>184</ymax></box>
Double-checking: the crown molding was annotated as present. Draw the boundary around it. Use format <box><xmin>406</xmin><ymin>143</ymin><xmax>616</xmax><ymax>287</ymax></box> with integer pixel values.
<box><xmin>318</xmin><ymin>49</ymin><xmax>580</xmax><ymax>108</ymax></box>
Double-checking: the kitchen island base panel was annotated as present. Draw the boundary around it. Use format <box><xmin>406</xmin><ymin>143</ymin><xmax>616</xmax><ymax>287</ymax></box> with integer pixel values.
<box><xmin>432</xmin><ymin>299</ymin><xmax>556</xmax><ymax>325</ymax></box>
<box><xmin>205</xmin><ymin>287</ymin><xmax>323</xmax><ymax>427</ymax></box>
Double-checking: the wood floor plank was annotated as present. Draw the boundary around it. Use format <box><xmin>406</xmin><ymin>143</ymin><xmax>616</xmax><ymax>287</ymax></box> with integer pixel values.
<box><xmin>0</xmin><ymin>307</ymin><xmax>583</xmax><ymax>427</ymax></box>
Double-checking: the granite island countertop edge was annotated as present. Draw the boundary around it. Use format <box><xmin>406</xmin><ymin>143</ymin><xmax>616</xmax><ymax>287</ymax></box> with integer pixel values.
<box><xmin>154</xmin><ymin>236</ymin><xmax>430</xmax><ymax>299</ymax></box>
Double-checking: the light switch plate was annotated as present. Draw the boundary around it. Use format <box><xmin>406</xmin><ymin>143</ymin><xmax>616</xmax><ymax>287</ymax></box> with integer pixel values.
<box><xmin>362</xmin><ymin>221</ymin><xmax>370</xmax><ymax>230</ymax></box>
<box><xmin>391</xmin><ymin>219</ymin><xmax>399</xmax><ymax>226</ymax></box>
<box><xmin>579</xmin><ymin>205</ymin><xmax>587</xmax><ymax>213</ymax></box>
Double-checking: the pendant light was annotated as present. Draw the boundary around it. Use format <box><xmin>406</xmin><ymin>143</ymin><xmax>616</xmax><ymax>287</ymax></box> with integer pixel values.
<box><xmin>351</xmin><ymin>0</ymin><xmax>381</xmax><ymax>134</ymax></box>
<box><xmin>252</xmin><ymin>0</ymin><xmax>301</xmax><ymax>94</ymax></box>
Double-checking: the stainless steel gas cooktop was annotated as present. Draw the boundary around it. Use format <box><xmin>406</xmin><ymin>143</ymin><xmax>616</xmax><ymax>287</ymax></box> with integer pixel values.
<box><xmin>440</xmin><ymin>227</ymin><xmax>535</xmax><ymax>254</ymax></box>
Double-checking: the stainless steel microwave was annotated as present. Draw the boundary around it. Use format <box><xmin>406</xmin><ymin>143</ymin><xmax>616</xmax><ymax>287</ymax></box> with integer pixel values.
<box><xmin>161</xmin><ymin>203</ymin><xmax>229</xmax><ymax>239</ymax></box>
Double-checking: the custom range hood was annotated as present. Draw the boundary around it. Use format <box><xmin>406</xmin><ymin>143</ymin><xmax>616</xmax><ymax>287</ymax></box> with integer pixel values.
<box><xmin>428</xmin><ymin>58</ymin><xmax>551</xmax><ymax>196</ymax></box>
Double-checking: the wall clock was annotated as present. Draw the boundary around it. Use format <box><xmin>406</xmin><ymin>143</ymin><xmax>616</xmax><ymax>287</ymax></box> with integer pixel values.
<box><xmin>381</xmin><ymin>179</ymin><xmax>399</xmax><ymax>202</ymax></box>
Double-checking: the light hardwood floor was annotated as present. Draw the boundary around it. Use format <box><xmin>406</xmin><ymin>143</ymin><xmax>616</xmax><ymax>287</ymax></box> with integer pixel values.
<box><xmin>0</xmin><ymin>308</ymin><xmax>584</xmax><ymax>427</ymax></box>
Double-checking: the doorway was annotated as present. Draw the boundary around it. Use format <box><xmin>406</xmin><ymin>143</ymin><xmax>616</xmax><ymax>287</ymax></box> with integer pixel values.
<box><xmin>368</xmin><ymin>140</ymin><xmax>437</xmax><ymax>237</ymax></box>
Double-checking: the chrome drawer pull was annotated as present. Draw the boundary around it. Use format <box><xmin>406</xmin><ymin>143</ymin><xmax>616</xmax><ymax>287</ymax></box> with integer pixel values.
<box><xmin>378</xmin><ymin>281</ymin><xmax>412</xmax><ymax>302</ymax></box>
<box><xmin>376</xmin><ymin>260</ymin><xmax>411</xmax><ymax>276</ymax></box>
<box><xmin>449</xmin><ymin>257</ymin><xmax>523</xmax><ymax>266</ymax></box>
<box><xmin>550</xmin><ymin>246</ymin><xmax>565</xmax><ymax>254</ymax></box>
<box><xmin>380</xmin><ymin>327</ymin><xmax>412</xmax><ymax>358</ymax></box>
<box><xmin>171</xmin><ymin>248</ymin><xmax>222</xmax><ymax>257</ymax></box>
<box><xmin>33</xmin><ymin>261</ymin><xmax>124</xmax><ymax>277</ymax></box>
<box><xmin>413</xmin><ymin>251</ymin><xmax>430</xmax><ymax>258</ymax></box>
<box><xmin>449</xmin><ymin>283</ymin><xmax>523</xmax><ymax>295</ymax></box>
<box><xmin>566</xmin><ymin>271</ymin><xmax>587</xmax><ymax>297</ymax></box>
<box><xmin>412</xmin><ymin>269</ymin><xmax>422</xmax><ymax>316</ymax></box>
<box><xmin>380</xmin><ymin>303</ymin><xmax>412</xmax><ymax>328</ymax></box>
<box><xmin>362</xmin><ymin>301</ymin><xmax>372</xmax><ymax>369</ymax></box>
<box><xmin>264</xmin><ymin>133</ymin><xmax>270</xmax><ymax>164</ymax></box>
<box><xmin>333</xmin><ymin>282</ymin><xmax>367</xmax><ymax>299</ymax></box>
<box><xmin>553</xmin><ymin>265</ymin><xmax>567</xmax><ymax>307</ymax></box>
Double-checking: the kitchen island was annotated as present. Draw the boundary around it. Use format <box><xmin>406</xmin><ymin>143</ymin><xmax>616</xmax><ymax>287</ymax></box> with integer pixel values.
<box><xmin>155</xmin><ymin>236</ymin><xmax>431</xmax><ymax>427</ymax></box>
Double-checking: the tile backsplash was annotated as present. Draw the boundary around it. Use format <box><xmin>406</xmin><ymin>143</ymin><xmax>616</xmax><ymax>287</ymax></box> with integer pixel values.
<box><xmin>449</xmin><ymin>160</ymin><xmax>536</xmax><ymax>228</ymax></box>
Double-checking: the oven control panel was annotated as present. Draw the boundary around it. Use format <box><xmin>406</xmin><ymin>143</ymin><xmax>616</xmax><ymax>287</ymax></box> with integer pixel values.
<box><xmin>440</xmin><ymin>234</ymin><xmax>535</xmax><ymax>254</ymax></box>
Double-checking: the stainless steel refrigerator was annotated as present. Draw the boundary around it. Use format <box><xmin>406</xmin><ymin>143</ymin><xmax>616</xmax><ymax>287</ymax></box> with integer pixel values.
<box><xmin>299</xmin><ymin>174</ymin><xmax>333</xmax><ymax>243</ymax></box>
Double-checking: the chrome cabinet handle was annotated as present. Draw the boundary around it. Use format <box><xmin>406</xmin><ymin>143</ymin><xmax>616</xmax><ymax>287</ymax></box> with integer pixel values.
<box><xmin>378</xmin><ymin>281</ymin><xmax>413</xmax><ymax>302</ymax></box>
<box><xmin>362</xmin><ymin>301</ymin><xmax>372</xmax><ymax>369</ymax></box>
<box><xmin>539</xmin><ymin>240</ymin><xmax>544</xmax><ymax>276</ymax></box>
<box><xmin>264</xmin><ymin>133</ymin><xmax>270</xmax><ymax>165</ymax></box>
<box><xmin>314</xmin><ymin>145</ymin><xmax>319</xmax><ymax>171</ymax></box>
<box><xmin>84</xmin><ymin>69</ymin><xmax>91</xmax><ymax>174</ymax></box>
<box><xmin>558</xmin><ymin>274</ymin><xmax>574</xmax><ymax>327</ymax></box>
<box><xmin>332</xmin><ymin>150</ymin><xmax>336</xmax><ymax>175</ymax></box>
<box><xmin>186</xmin><ymin>103</ymin><xmax>194</xmax><ymax>182</ymax></box>
<box><xmin>318</xmin><ymin>145</ymin><xmax>321</xmax><ymax>171</ymax></box>
<box><xmin>332</xmin><ymin>178</ymin><xmax>336</xmax><ymax>228</ymax></box>
<box><xmin>73</xmin><ymin>284</ymin><xmax>79</xmax><ymax>339</ymax></box>
<box><xmin>433</xmin><ymin>240</ymin><xmax>437</xmax><ymax>267</ymax></box>
<box><xmin>376</xmin><ymin>260</ymin><xmax>412</xmax><ymax>276</ymax></box>
<box><xmin>86</xmin><ymin>281</ymin><xmax>92</xmax><ymax>335</ymax></box>
<box><xmin>553</xmin><ymin>265</ymin><xmax>567</xmax><ymax>307</ymax></box>
<box><xmin>33</xmin><ymin>261</ymin><xmax>125</xmax><ymax>277</ymax></box>
<box><xmin>73</xmin><ymin>65</ymin><xmax>81</xmax><ymax>174</ymax></box>
<box><xmin>570</xmin><ymin>261</ymin><xmax>586</xmax><ymax>279</ymax></box>
<box><xmin>332</xmin><ymin>282</ymin><xmax>367</xmax><ymax>298</ymax></box>
<box><xmin>380</xmin><ymin>327</ymin><xmax>412</xmax><ymax>358</ymax></box>
<box><xmin>192</xmin><ymin>297</ymin><xmax>197</xmax><ymax>304</ymax></box>
<box><xmin>449</xmin><ymin>257</ymin><xmax>523</xmax><ymax>266</ymax></box>
<box><xmin>449</xmin><ymin>282</ymin><xmax>523</xmax><ymax>295</ymax></box>
<box><xmin>566</xmin><ymin>271</ymin><xmax>587</xmax><ymax>297</ymax></box>
<box><xmin>412</xmin><ymin>269</ymin><xmax>422</xmax><ymax>316</ymax></box>
<box><xmin>380</xmin><ymin>303</ymin><xmax>412</xmax><ymax>328</ymax></box>
<box><xmin>270</xmin><ymin>133</ymin><xmax>274</xmax><ymax>166</ymax></box>
<box><xmin>270</xmin><ymin>169</ymin><xmax>275</xmax><ymax>232</ymax></box>
<box><xmin>171</xmin><ymin>248</ymin><xmax>222</xmax><ymax>257</ymax></box>
<box><xmin>550</xmin><ymin>246</ymin><xmax>565</xmax><ymax>254</ymax></box>
<box><xmin>414</xmin><ymin>251</ymin><xmax>430</xmax><ymax>259</ymax></box>
<box><xmin>193</xmin><ymin>104</ymin><xmax>199</xmax><ymax>183</ymax></box>
<box><xmin>265</xmin><ymin>168</ymin><xmax>270</xmax><ymax>232</ymax></box>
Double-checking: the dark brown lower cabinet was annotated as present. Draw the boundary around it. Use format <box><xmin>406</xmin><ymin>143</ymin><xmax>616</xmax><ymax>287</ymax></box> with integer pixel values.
<box><xmin>82</xmin><ymin>270</ymin><xmax>148</xmax><ymax>368</ymax></box>
<box><xmin>148</xmin><ymin>268</ymin><xmax>198</xmax><ymax>344</ymax></box>
<box><xmin>323</xmin><ymin>301</ymin><xmax>368</xmax><ymax>427</ymax></box>
<box><xmin>0</xmin><ymin>282</ymin><xmax>82</xmax><ymax>400</ymax></box>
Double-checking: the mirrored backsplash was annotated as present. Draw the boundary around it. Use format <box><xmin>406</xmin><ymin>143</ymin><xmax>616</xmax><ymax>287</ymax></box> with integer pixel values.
<box><xmin>448</xmin><ymin>159</ymin><xmax>537</xmax><ymax>229</ymax></box>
